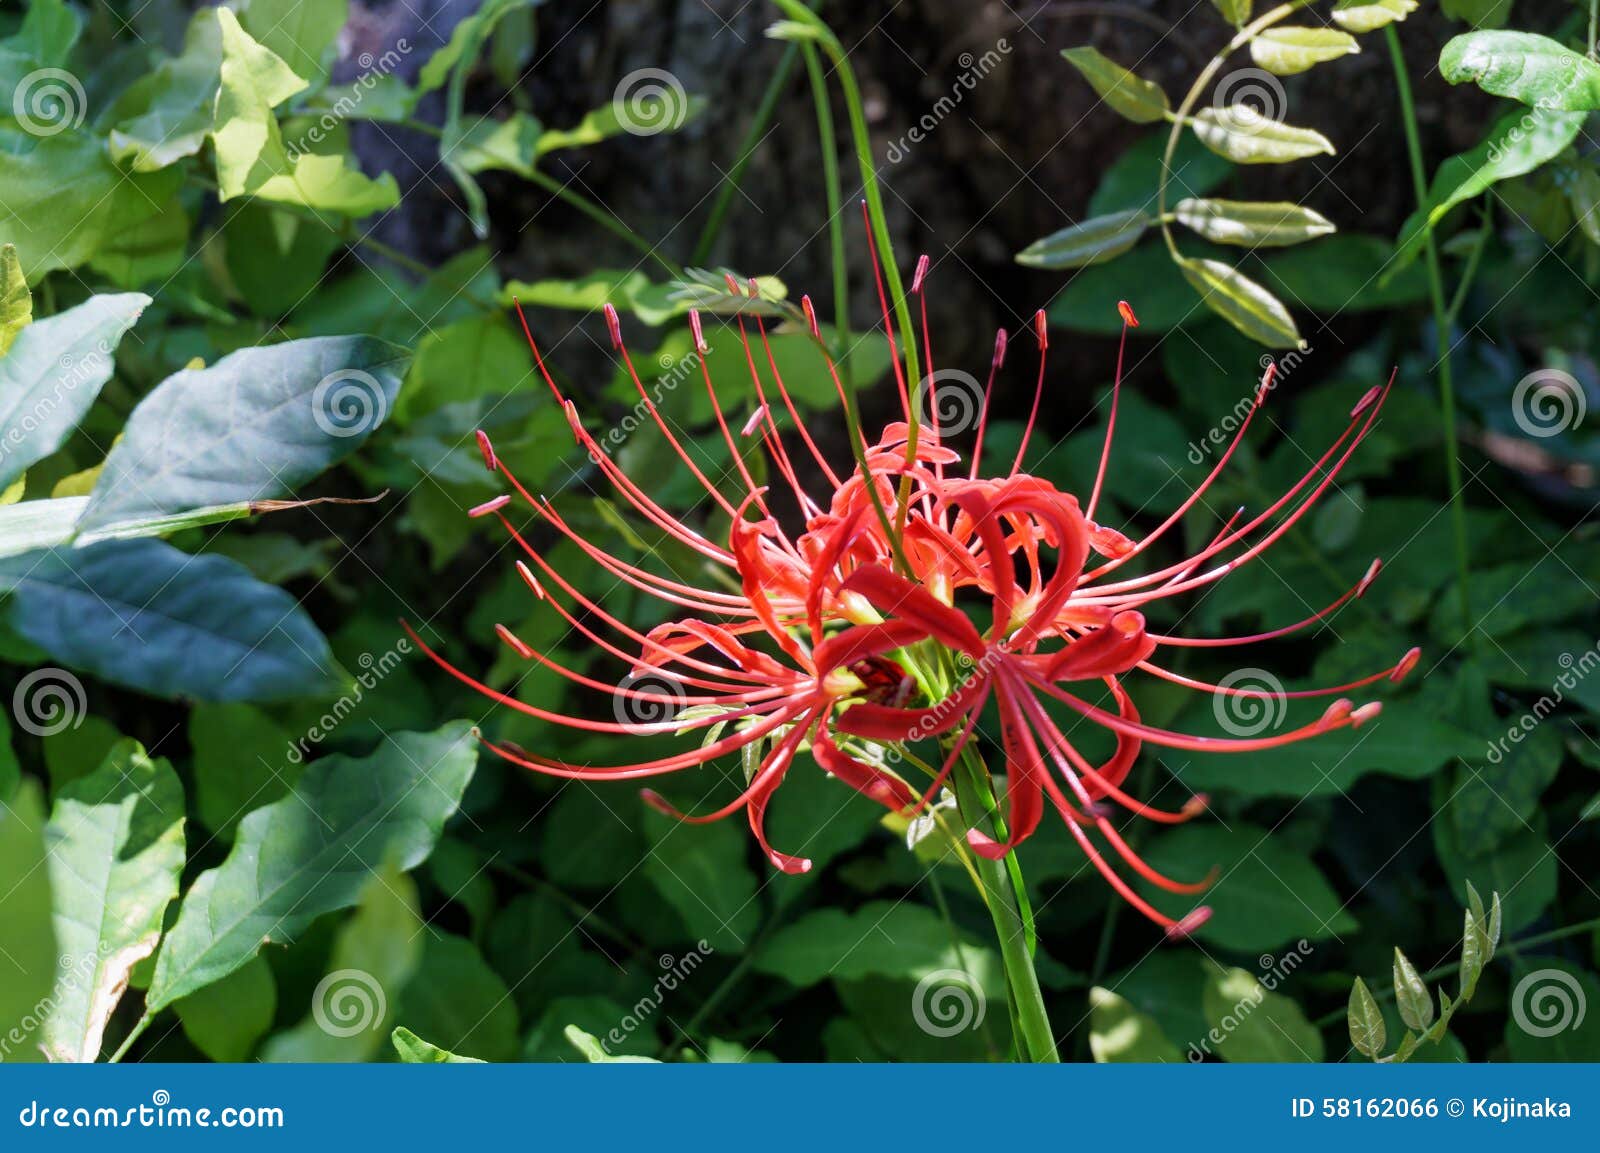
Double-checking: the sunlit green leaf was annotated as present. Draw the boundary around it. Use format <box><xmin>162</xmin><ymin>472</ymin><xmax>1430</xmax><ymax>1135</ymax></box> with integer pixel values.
<box><xmin>1088</xmin><ymin>987</ymin><xmax>1183</xmax><ymax>1062</ymax></box>
<box><xmin>1333</xmin><ymin>0</ymin><xmax>1418</xmax><ymax>33</ymax></box>
<box><xmin>1174</xmin><ymin>198</ymin><xmax>1334</xmax><ymax>246</ymax></box>
<box><xmin>1441</xmin><ymin>31</ymin><xmax>1600</xmax><ymax>110</ymax></box>
<box><xmin>1016</xmin><ymin>210</ymin><xmax>1152</xmax><ymax>268</ymax></box>
<box><xmin>1347</xmin><ymin>976</ymin><xmax>1386</xmax><ymax>1058</ymax></box>
<box><xmin>0</xmin><ymin>243</ymin><xmax>31</xmax><ymax>355</ymax></box>
<box><xmin>1250</xmin><ymin>27</ymin><xmax>1359</xmax><ymax>76</ymax></box>
<box><xmin>1178</xmin><ymin>257</ymin><xmax>1302</xmax><ymax>347</ymax></box>
<box><xmin>1192</xmin><ymin>107</ymin><xmax>1335</xmax><ymax>164</ymax></box>
<box><xmin>1393</xmin><ymin>949</ymin><xmax>1435</xmax><ymax>1031</ymax></box>
<box><xmin>1061</xmin><ymin>47</ymin><xmax>1170</xmax><ymax>123</ymax></box>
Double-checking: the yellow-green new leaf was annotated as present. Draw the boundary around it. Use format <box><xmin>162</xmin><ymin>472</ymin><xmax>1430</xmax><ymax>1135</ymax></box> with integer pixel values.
<box><xmin>1250</xmin><ymin>27</ymin><xmax>1360</xmax><ymax>76</ymax></box>
<box><xmin>1212</xmin><ymin>0</ymin><xmax>1253</xmax><ymax>25</ymax></box>
<box><xmin>1393</xmin><ymin>948</ymin><xmax>1435</xmax><ymax>1032</ymax></box>
<box><xmin>1179</xmin><ymin>257</ymin><xmax>1302</xmax><ymax>347</ymax></box>
<box><xmin>1192</xmin><ymin>107</ymin><xmax>1335</xmax><ymax>164</ymax></box>
<box><xmin>1174</xmin><ymin>198</ymin><xmax>1335</xmax><ymax>246</ymax></box>
<box><xmin>1061</xmin><ymin>47</ymin><xmax>1170</xmax><ymax>124</ymax></box>
<box><xmin>1333</xmin><ymin>0</ymin><xmax>1418</xmax><ymax>34</ymax></box>
<box><xmin>1016</xmin><ymin>209</ymin><xmax>1152</xmax><ymax>268</ymax></box>
<box><xmin>1348</xmin><ymin>976</ymin><xmax>1386</xmax><ymax>1058</ymax></box>
<box><xmin>0</xmin><ymin>244</ymin><xmax>31</xmax><ymax>356</ymax></box>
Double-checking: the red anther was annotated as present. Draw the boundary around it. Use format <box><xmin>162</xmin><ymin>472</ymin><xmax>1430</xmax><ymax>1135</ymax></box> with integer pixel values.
<box><xmin>723</xmin><ymin>272</ymin><xmax>742</xmax><ymax>295</ymax></box>
<box><xmin>1117</xmin><ymin>300</ymin><xmax>1138</xmax><ymax>328</ymax></box>
<box><xmin>469</xmin><ymin>494</ymin><xmax>512</xmax><ymax>518</ymax></box>
<box><xmin>1181</xmin><ymin>794</ymin><xmax>1210</xmax><ymax>818</ymax></box>
<box><xmin>1033</xmin><ymin>309</ymin><xmax>1048</xmax><ymax>350</ymax></box>
<box><xmin>495</xmin><ymin>623</ymin><xmax>534</xmax><ymax>659</ymax></box>
<box><xmin>475</xmin><ymin>429</ymin><xmax>498</xmax><ymax>473</ymax></box>
<box><xmin>993</xmin><ymin>328</ymin><xmax>1008</xmax><ymax>369</ymax></box>
<box><xmin>912</xmin><ymin>254</ymin><xmax>930</xmax><ymax>293</ymax></box>
<box><xmin>602</xmin><ymin>303</ymin><xmax>622</xmax><ymax>349</ymax></box>
<box><xmin>741</xmin><ymin>406</ymin><xmax>769</xmax><ymax>437</ymax></box>
<box><xmin>1256</xmin><ymin>362</ymin><xmax>1278</xmax><ymax>401</ymax></box>
<box><xmin>1390</xmin><ymin>647</ymin><xmax>1422</xmax><ymax>683</ymax></box>
<box><xmin>688</xmin><ymin>309</ymin><xmax>707</xmax><ymax>353</ymax></box>
<box><xmin>1351</xmin><ymin>385</ymin><xmax>1383</xmax><ymax>418</ymax></box>
<box><xmin>639</xmin><ymin>788</ymin><xmax>674</xmax><ymax>815</ymax></box>
<box><xmin>1357</xmin><ymin>558</ymin><xmax>1383</xmax><ymax>597</ymax></box>
<box><xmin>514</xmin><ymin>560</ymin><xmax>546</xmax><ymax>600</ymax></box>
<box><xmin>1165</xmin><ymin>906</ymin><xmax>1212</xmax><ymax>940</ymax></box>
<box><xmin>1350</xmin><ymin>701</ymin><xmax>1383</xmax><ymax>727</ymax></box>
<box><xmin>746</xmin><ymin>277</ymin><xmax>762</xmax><ymax>299</ymax></box>
<box><xmin>1323</xmin><ymin>698</ymin><xmax>1355</xmax><ymax>725</ymax></box>
<box><xmin>802</xmin><ymin>295</ymin><xmax>820</xmax><ymax>339</ymax></box>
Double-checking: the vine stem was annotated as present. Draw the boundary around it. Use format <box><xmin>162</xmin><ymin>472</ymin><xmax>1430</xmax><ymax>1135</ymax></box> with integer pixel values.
<box><xmin>953</xmin><ymin>747</ymin><xmax>1058</xmax><ymax>1062</ymax></box>
<box><xmin>1385</xmin><ymin>26</ymin><xmax>1475</xmax><ymax>647</ymax></box>
<box><xmin>109</xmin><ymin>1014</ymin><xmax>152</xmax><ymax>1064</ymax></box>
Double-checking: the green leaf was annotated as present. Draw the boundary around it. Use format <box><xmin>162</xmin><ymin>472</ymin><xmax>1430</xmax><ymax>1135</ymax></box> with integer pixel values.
<box><xmin>74</xmin><ymin>336</ymin><xmax>407</xmax><ymax>540</ymax></box>
<box><xmin>190</xmin><ymin>704</ymin><xmax>303</xmax><ymax>841</ymax></box>
<box><xmin>1393</xmin><ymin>949</ymin><xmax>1434</xmax><ymax>1031</ymax></box>
<box><xmin>103</xmin><ymin>9</ymin><xmax>224</xmax><ymax>173</ymax></box>
<box><xmin>1060</xmin><ymin>47</ymin><xmax>1170</xmax><ymax>123</ymax></box>
<box><xmin>1139</xmin><ymin>823</ymin><xmax>1357</xmax><ymax>951</ymax></box>
<box><xmin>0</xmin><ymin>293</ymin><xmax>150</xmax><ymax>489</ymax></box>
<box><xmin>1347</xmin><ymin>976</ymin><xmax>1387</xmax><ymax>1058</ymax></box>
<box><xmin>1192</xmin><ymin>107</ymin><xmax>1335</xmax><ymax>164</ymax></box>
<box><xmin>0</xmin><ymin>781</ymin><xmax>54</xmax><ymax>1062</ymax></box>
<box><xmin>174</xmin><ymin>957</ymin><xmax>276</xmax><ymax>1062</ymax></box>
<box><xmin>261</xmin><ymin>865</ymin><xmax>423</xmax><ymax>1062</ymax></box>
<box><xmin>564</xmin><ymin>1024</ymin><xmax>660</xmax><ymax>1063</ymax></box>
<box><xmin>1259</xmin><ymin>233</ymin><xmax>1430</xmax><ymax>310</ymax></box>
<box><xmin>1015</xmin><ymin>210</ymin><xmax>1152</xmax><ymax>268</ymax></box>
<box><xmin>1440</xmin><ymin>0</ymin><xmax>1513</xmax><ymax>28</ymax></box>
<box><xmin>753</xmin><ymin>900</ymin><xmax>992</xmax><ymax>987</ymax></box>
<box><xmin>1178</xmin><ymin>257</ymin><xmax>1301</xmax><ymax>348</ymax></box>
<box><xmin>1460</xmin><ymin>906</ymin><xmax>1486</xmax><ymax>999</ymax></box>
<box><xmin>1087</xmin><ymin>987</ymin><xmax>1183</xmax><ymax>1062</ymax></box>
<box><xmin>1205</xmin><ymin>967</ymin><xmax>1324</xmax><ymax>1061</ymax></box>
<box><xmin>1089</xmin><ymin>130</ymin><xmax>1233</xmax><ymax>216</ymax></box>
<box><xmin>393</xmin><ymin>933</ymin><xmax>519</xmax><ymax>1061</ymax></box>
<box><xmin>641</xmin><ymin>808</ymin><xmax>759</xmax><ymax>953</ymax></box>
<box><xmin>1503</xmin><ymin>962</ymin><xmax>1600</xmax><ymax>1060</ymax></box>
<box><xmin>1212</xmin><ymin>0</ymin><xmax>1253</xmax><ymax>25</ymax></box>
<box><xmin>1333</xmin><ymin>0</ymin><xmax>1419</xmax><ymax>33</ymax></box>
<box><xmin>449</xmin><ymin>112</ymin><xmax>543</xmax><ymax>178</ymax></box>
<box><xmin>144</xmin><ymin>723</ymin><xmax>476</xmax><ymax>1012</ymax></box>
<box><xmin>1445</xmin><ymin>723</ymin><xmax>1562</xmax><ymax>850</ymax></box>
<box><xmin>0</xmin><ymin>243</ymin><xmax>30</xmax><ymax>355</ymax></box>
<box><xmin>240</xmin><ymin>0</ymin><xmax>347</xmax><ymax>83</ymax></box>
<box><xmin>417</xmin><ymin>0</ymin><xmax>543</xmax><ymax>94</ymax></box>
<box><xmin>0</xmin><ymin>540</ymin><xmax>346</xmax><ymax>702</ymax></box>
<box><xmin>1250</xmin><ymin>27</ymin><xmax>1359</xmax><ymax>76</ymax></box>
<box><xmin>1173</xmin><ymin>198</ymin><xmax>1334</xmax><ymax>246</ymax></box>
<box><xmin>393</xmin><ymin>1025</ymin><xmax>485</xmax><ymax>1063</ymax></box>
<box><xmin>1386</xmin><ymin>107</ymin><xmax>1585</xmax><ymax>280</ymax></box>
<box><xmin>535</xmin><ymin>96</ymin><xmax>707</xmax><ymax>156</ymax></box>
<box><xmin>41</xmin><ymin>741</ymin><xmax>185</xmax><ymax>1062</ymax></box>
<box><xmin>1441</xmin><ymin>31</ymin><xmax>1600</xmax><ymax>110</ymax></box>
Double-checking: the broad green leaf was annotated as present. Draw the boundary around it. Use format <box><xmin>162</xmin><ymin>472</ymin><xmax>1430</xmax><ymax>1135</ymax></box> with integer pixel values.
<box><xmin>1250</xmin><ymin>27</ymin><xmax>1359</xmax><ymax>76</ymax></box>
<box><xmin>501</xmin><ymin>270</ymin><xmax>655</xmax><ymax>314</ymax></box>
<box><xmin>1191</xmin><ymin>107</ymin><xmax>1335</xmax><ymax>164</ymax></box>
<box><xmin>564</xmin><ymin>1025</ymin><xmax>660</xmax><ymax>1063</ymax></box>
<box><xmin>1174</xmin><ymin>198</ymin><xmax>1334</xmax><ymax>246</ymax></box>
<box><xmin>0</xmin><ymin>539</ymin><xmax>346</xmax><ymax>702</ymax></box>
<box><xmin>75</xmin><ymin>335</ymin><xmax>407</xmax><ymax>539</ymax></box>
<box><xmin>1139</xmin><ymin>823</ymin><xmax>1357</xmax><ymax>950</ymax></box>
<box><xmin>174</xmin><ymin>956</ymin><xmax>276</xmax><ymax>1062</ymax></box>
<box><xmin>0</xmin><ymin>243</ymin><xmax>29</xmax><ymax>355</ymax></box>
<box><xmin>1260</xmin><ymin>233</ymin><xmax>1430</xmax><ymax>310</ymax></box>
<box><xmin>393</xmin><ymin>1026</ymin><xmax>485</xmax><ymax>1063</ymax></box>
<box><xmin>754</xmin><ymin>901</ymin><xmax>992</xmax><ymax>986</ymax></box>
<box><xmin>536</xmin><ymin>97</ymin><xmax>707</xmax><ymax>156</ymax></box>
<box><xmin>1386</xmin><ymin>107</ymin><xmax>1585</xmax><ymax>280</ymax></box>
<box><xmin>145</xmin><ymin>722</ymin><xmax>476</xmax><ymax>1013</ymax></box>
<box><xmin>1333</xmin><ymin>0</ymin><xmax>1418</xmax><ymax>33</ymax></box>
<box><xmin>1212</xmin><ymin>0</ymin><xmax>1252</xmax><ymax>24</ymax></box>
<box><xmin>0</xmin><ymin>781</ymin><xmax>54</xmax><ymax>1062</ymax></box>
<box><xmin>0</xmin><ymin>129</ymin><xmax>181</xmax><ymax>276</ymax></box>
<box><xmin>0</xmin><ymin>293</ymin><xmax>150</xmax><ymax>489</ymax></box>
<box><xmin>641</xmin><ymin>808</ymin><xmax>760</xmax><ymax>953</ymax></box>
<box><xmin>41</xmin><ymin>742</ymin><xmax>185</xmax><ymax>1062</ymax></box>
<box><xmin>1088</xmin><ymin>987</ymin><xmax>1183</xmax><ymax>1062</ymax></box>
<box><xmin>1088</xmin><ymin>130</ymin><xmax>1233</xmax><ymax>216</ymax></box>
<box><xmin>1178</xmin><ymin>257</ymin><xmax>1301</xmax><ymax>348</ymax></box>
<box><xmin>189</xmin><ymin>704</ymin><xmax>302</xmax><ymax>840</ymax></box>
<box><xmin>41</xmin><ymin>715</ymin><xmax>120</xmax><ymax>795</ymax></box>
<box><xmin>1060</xmin><ymin>47</ymin><xmax>1170</xmax><ymax>123</ymax></box>
<box><xmin>241</xmin><ymin>0</ymin><xmax>348</xmax><ymax>83</ymax></box>
<box><xmin>393</xmin><ymin>933</ymin><xmax>519</xmax><ymax>1061</ymax></box>
<box><xmin>449</xmin><ymin>112</ymin><xmax>543</xmax><ymax>177</ymax></box>
<box><xmin>1393</xmin><ymin>949</ymin><xmax>1434</xmax><ymax>1031</ymax></box>
<box><xmin>1441</xmin><ymin>0</ymin><xmax>1513</xmax><ymax>28</ymax></box>
<box><xmin>223</xmin><ymin>204</ymin><xmax>342</xmax><ymax>317</ymax></box>
<box><xmin>261</xmin><ymin>866</ymin><xmax>423</xmax><ymax>1062</ymax></box>
<box><xmin>1347</xmin><ymin>977</ymin><xmax>1386</xmax><ymax>1058</ymax></box>
<box><xmin>1435</xmin><ymin>813</ymin><xmax>1555</xmax><ymax>933</ymax></box>
<box><xmin>1441</xmin><ymin>31</ymin><xmax>1600</xmax><ymax>110</ymax></box>
<box><xmin>1204</xmin><ymin>967</ymin><xmax>1324</xmax><ymax>1061</ymax></box>
<box><xmin>1445</xmin><ymin>724</ymin><xmax>1562</xmax><ymax>850</ymax></box>
<box><xmin>103</xmin><ymin>9</ymin><xmax>224</xmax><ymax>172</ymax></box>
<box><xmin>417</xmin><ymin>0</ymin><xmax>543</xmax><ymax>94</ymax></box>
<box><xmin>1015</xmin><ymin>210</ymin><xmax>1152</xmax><ymax>268</ymax></box>
<box><xmin>1047</xmin><ymin>242</ymin><xmax>1200</xmax><ymax>334</ymax></box>
<box><xmin>0</xmin><ymin>496</ymin><xmax>84</xmax><ymax>559</ymax></box>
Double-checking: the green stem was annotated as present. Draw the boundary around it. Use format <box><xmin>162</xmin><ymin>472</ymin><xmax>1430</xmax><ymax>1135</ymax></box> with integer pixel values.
<box><xmin>954</xmin><ymin>747</ymin><xmax>1057</xmax><ymax>1062</ymax></box>
<box><xmin>109</xmin><ymin>1014</ymin><xmax>152</xmax><ymax>1063</ymax></box>
<box><xmin>925</xmin><ymin>866</ymin><xmax>1001</xmax><ymax>1059</ymax></box>
<box><xmin>1386</xmin><ymin>27</ymin><xmax>1475</xmax><ymax>647</ymax></box>
<box><xmin>801</xmin><ymin>42</ymin><xmax>852</xmax><ymax>382</ymax></box>
<box><xmin>1444</xmin><ymin>203</ymin><xmax>1492</xmax><ymax>330</ymax></box>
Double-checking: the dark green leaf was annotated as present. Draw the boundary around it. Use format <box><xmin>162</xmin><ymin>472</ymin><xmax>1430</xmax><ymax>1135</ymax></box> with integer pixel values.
<box><xmin>0</xmin><ymin>781</ymin><xmax>54</xmax><ymax>1062</ymax></box>
<box><xmin>174</xmin><ymin>957</ymin><xmax>276</xmax><ymax>1063</ymax></box>
<box><xmin>1205</xmin><ymin>966</ymin><xmax>1324</xmax><ymax>1061</ymax></box>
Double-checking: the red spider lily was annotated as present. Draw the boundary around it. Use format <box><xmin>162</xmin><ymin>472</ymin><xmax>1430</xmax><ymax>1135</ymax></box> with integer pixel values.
<box><xmin>407</xmin><ymin>262</ymin><xmax>1416</xmax><ymax>931</ymax></box>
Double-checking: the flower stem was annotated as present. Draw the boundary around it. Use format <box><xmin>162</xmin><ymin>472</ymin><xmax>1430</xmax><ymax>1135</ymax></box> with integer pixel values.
<box><xmin>1385</xmin><ymin>27</ymin><xmax>1475</xmax><ymax>646</ymax></box>
<box><xmin>953</xmin><ymin>748</ymin><xmax>1058</xmax><ymax>1062</ymax></box>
